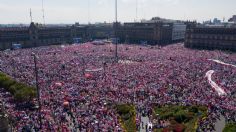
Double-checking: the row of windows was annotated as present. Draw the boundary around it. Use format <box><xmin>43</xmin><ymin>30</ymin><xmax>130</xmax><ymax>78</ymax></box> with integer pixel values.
<box><xmin>186</xmin><ymin>43</ymin><xmax>236</xmax><ymax>50</ymax></box>
<box><xmin>189</xmin><ymin>40</ymin><xmax>235</xmax><ymax>45</ymax></box>
<box><xmin>189</xmin><ymin>34</ymin><xmax>236</xmax><ymax>40</ymax></box>
<box><xmin>190</xmin><ymin>29</ymin><xmax>236</xmax><ymax>34</ymax></box>
<box><xmin>0</xmin><ymin>38</ymin><xmax>67</xmax><ymax>46</ymax></box>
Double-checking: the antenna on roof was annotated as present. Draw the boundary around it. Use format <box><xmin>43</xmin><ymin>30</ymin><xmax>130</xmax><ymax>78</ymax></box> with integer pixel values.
<box><xmin>30</xmin><ymin>8</ymin><xmax>33</xmax><ymax>23</ymax></box>
<box><xmin>42</xmin><ymin>0</ymin><xmax>45</xmax><ymax>25</ymax></box>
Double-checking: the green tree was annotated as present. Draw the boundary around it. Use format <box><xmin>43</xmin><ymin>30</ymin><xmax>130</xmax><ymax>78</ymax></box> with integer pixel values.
<box><xmin>223</xmin><ymin>123</ymin><xmax>236</xmax><ymax>132</ymax></box>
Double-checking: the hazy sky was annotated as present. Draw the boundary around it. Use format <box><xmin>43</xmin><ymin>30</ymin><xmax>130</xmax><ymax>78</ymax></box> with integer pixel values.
<box><xmin>0</xmin><ymin>0</ymin><xmax>235</xmax><ymax>24</ymax></box>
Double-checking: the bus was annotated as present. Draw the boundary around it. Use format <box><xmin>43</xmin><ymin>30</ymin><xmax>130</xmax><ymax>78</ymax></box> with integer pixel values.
<box><xmin>73</xmin><ymin>38</ymin><xmax>82</xmax><ymax>44</ymax></box>
<box><xmin>11</xmin><ymin>43</ymin><xmax>22</xmax><ymax>50</ymax></box>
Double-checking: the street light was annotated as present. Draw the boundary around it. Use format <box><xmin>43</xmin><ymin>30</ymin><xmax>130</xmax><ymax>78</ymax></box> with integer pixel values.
<box><xmin>12</xmin><ymin>59</ymin><xmax>16</xmax><ymax>78</ymax></box>
<box><xmin>32</xmin><ymin>53</ymin><xmax>42</xmax><ymax>129</ymax></box>
<box><xmin>133</xmin><ymin>80</ymin><xmax>136</xmax><ymax>105</ymax></box>
<box><xmin>103</xmin><ymin>61</ymin><xmax>107</xmax><ymax>82</ymax></box>
<box><xmin>115</xmin><ymin>0</ymin><xmax>118</xmax><ymax>62</ymax></box>
<box><xmin>81</xmin><ymin>58</ymin><xmax>85</xmax><ymax>77</ymax></box>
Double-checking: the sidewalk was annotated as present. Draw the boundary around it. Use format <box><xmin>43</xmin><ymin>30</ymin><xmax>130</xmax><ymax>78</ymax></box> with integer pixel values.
<box><xmin>214</xmin><ymin>115</ymin><xmax>225</xmax><ymax>132</ymax></box>
<box><xmin>140</xmin><ymin>116</ymin><xmax>149</xmax><ymax>132</ymax></box>
<box><xmin>0</xmin><ymin>102</ymin><xmax>10</xmax><ymax>132</ymax></box>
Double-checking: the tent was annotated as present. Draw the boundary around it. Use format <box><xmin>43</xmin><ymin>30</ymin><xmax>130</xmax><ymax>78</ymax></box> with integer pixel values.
<box><xmin>63</xmin><ymin>101</ymin><xmax>69</xmax><ymax>106</ymax></box>
<box><xmin>85</xmin><ymin>73</ymin><xmax>93</xmax><ymax>79</ymax></box>
<box><xmin>55</xmin><ymin>82</ymin><xmax>63</xmax><ymax>87</ymax></box>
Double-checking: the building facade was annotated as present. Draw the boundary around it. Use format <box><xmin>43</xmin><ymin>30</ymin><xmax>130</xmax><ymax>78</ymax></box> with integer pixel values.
<box><xmin>0</xmin><ymin>27</ymin><xmax>30</xmax><ymax>50</ymax></box>
<box><xmin>228</xmin><ymin>15</ymin><xmax>236</xmax><ymax>23</ymax></box>
<box><xmin>86</xmin><ymin>23</ymin><xmax>114</xmax><ymax>40</ymax></box>
<box><xmin>185</xmin><ymin>24</ymin><xmax>236</xmax><ymax>51</ymax></box>
<box><xmin>116</xmin><ymin>21</ymin><xmax>186</xmax><ymax>45</ymax></box>
<box><xmin>172</xmin><ymin>23</ymin><xmax>186</xmax><ymax>42</ymax></box>
<box><xmin>0</xmin><ymin>22</ymin><xmax>114</xmax><ymax>50</ymax></box>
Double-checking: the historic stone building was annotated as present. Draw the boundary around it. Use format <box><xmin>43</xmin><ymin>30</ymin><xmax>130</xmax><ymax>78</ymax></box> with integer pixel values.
<box><xmin>0</xmin><ymin>26</ymin><xmax>29</xmax><ymax>50</ymax></box>
<box><xmin>185</xmin><ymin>24</ymin><xmax>236</xmax><ymax>51</ymax></box>
<box><xmin>0</xmin><ymin>23</ymin><xmax>77</xmax><ymax>50</ymax></box>
<box><xmin>172</xmin><ymin>23</ymin><xmax>186</xmax><ymax>42</ymax></box>
<box><xmin>115</xmin><ymin>21</ymin><xmax>186</xmax><ymax>45</ymax></box>
<box><xmin>0</xmin><ymin>22</ymin><xmax>114</xmax><ymax>50</ymax></box>
<box><xmin>228</xmin><ymin>15</ymin><xmax>236</xmax><ymax>23</ymax></box>
<box><xmin>86</xmin><ymin>23</ymin><xmax>114</xmax><ymax>40</ymax></box>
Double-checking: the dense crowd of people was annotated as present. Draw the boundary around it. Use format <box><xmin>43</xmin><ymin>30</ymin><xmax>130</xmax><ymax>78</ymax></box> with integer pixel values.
<box><xmin>0</xmin><ymin>43</ymin><xmax>235</xmax><ymax>131</ymax></box>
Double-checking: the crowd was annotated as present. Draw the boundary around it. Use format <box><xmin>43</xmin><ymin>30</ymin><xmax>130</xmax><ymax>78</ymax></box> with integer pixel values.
<box><xmin>0</xmin><ymin>43</ymin><xmax>235</xmax><ymax>131</ymax></box>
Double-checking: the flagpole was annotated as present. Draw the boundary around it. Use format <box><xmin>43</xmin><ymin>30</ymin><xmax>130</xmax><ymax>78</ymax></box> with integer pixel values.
<box><xmin>42</xmin><ymin>0</ymin><xmax>45</xmax><ymax>25</ymax></box>
<box><xmin>30</xmin><ymin>8</ymin><xmax>32</xmax><ymax>23</ymax></box>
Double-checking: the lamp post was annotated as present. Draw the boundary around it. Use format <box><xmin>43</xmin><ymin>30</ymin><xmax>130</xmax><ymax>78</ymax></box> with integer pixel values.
<box><xmin>81</xmin><ymin>58</ymin><xmax>85</xmax><ymax>76</ymax></box>
<box><xmin>103</xmin><ymin>61</ymin><xmax>107</xmax><ymax>82</ymax></box>
<box><xmin>115</xmin><ymin>0</ymin><xmax>118</xmax><ymax>62</ymax></box>
<box><xmin>133</xmin><ymin>80</ymin><xmax>136</xmax><ymax>105</ymax></box>
<box><xmin>32</xmin><ymin>53</ymin><xmax>42</xmax><ymax>129</ymax></box>
<box><xmin>12</xmin><ymin>59</ymin><xmax>15</xmax><ymax>78</ymax></box>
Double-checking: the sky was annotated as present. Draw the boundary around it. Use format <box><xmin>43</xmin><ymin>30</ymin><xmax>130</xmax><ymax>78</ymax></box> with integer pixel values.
<box><xmin>0</xmin><ymin>0</ymin><xmax>235</xmax><ymax>24</ymax></box>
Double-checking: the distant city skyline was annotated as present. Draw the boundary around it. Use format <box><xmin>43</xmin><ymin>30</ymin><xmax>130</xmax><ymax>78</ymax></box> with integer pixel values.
<box><xmin>0</xmin><ymin>0</ymin><xmax>235</xmax><ymax>24</ymax></box>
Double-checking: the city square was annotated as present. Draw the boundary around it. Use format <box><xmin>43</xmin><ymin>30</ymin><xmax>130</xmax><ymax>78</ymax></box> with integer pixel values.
<box><xmin>0</xmin><ymin>43</ymin><xmax>235</xmax><ymax>131</ymax></box>
<box><xmin>0</xmin><ymin>0</ymin><xmax>236</xmax><ymax>131</ymax></box>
